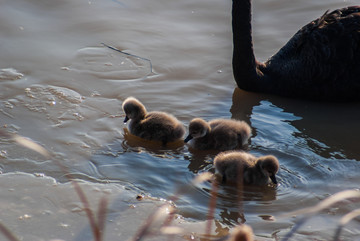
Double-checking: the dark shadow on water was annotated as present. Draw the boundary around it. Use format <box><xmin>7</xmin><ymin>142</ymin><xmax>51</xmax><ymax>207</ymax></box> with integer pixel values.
<box><xmin>183</xmin><ymin>147</ymin><xmax>220</xmax><ymax>174</ymax></box>
<box><xmin>183</xmin><ymin>142</ymin><xmax>251</xmax><ymax>174</ymax></box>
<box><xmin>231</xmin><ymin>87</ymin><xmax>360</xmax><ymax>160</ymax></box>
<box><xmin>219</xmin><ymin>209</ymin><xmax>247</xmax><ymax>226</ymax></box>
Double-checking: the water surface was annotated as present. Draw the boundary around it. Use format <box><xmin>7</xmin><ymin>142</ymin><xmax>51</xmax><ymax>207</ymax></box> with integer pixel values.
<box><xmin>1</xmin><ymin>0</ymin><xmax>360</xmax><ymax>240</ymax></box>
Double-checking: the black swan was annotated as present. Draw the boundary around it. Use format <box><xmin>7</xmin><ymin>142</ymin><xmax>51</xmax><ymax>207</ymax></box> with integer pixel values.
<box><xmin>232</xmin><ymin>1</ymin><xmax>360</xmax><ymax>100</ymax></box>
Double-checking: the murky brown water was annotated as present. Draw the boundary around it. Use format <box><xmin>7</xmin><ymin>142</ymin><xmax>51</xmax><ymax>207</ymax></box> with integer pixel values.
<box><xmin>1</xmin><ymin>0</ymin><xmax>360</xmax><ymax>240</ymax></box>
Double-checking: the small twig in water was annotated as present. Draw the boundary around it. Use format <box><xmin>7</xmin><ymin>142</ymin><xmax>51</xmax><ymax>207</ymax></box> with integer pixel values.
<box><xmin>101</xmin><ymin>43</ymin><xmax>153</xmax><ymax>74</ymax></box>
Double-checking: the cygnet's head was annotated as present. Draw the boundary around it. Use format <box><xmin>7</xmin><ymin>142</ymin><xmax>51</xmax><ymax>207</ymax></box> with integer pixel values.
<box><xmin>184</xmin><ymin>118</ymin><xmax>210</xmax><ymax>142</ymax></box>
<box><xmin>257</xmin><ymin>155</ymin><xmax>279</xmax><ymax>184</ymax></box>
<box><xmin>228</xmin><ymin>224</ymin><xmax>254</xmax><ymax>241</ymax></box>
<box><xmin>122</xmin><ymin>97</ymin><xmax>147</xmax><ymax>123</ymax></box>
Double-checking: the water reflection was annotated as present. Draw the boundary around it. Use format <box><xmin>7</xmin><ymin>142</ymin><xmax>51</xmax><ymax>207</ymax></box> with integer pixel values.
<box><xmin>231</xmin><ymin>87</ymin><xmax>360</xmax><ymax>160</ymax></box>
<box><xmin>92</xmin><ymin>126</ymin><xmax>279</xmax><ymax>227</ymax></box>
<box><xmin>122</xmin><ymin>127</ymin><xmax>185</xmax><ymax>155</ymax></box>
<box><xmin>88</xmin><ymin>85</ymin><xmax>360</xmax><ymax>230</ymax></box>
<box><xmin>183</xmin><ymin>151</ymin><xmax>214</xmax><ymax>174</ymax></box>
<box><xmin>219</xmin><ymin>209</ymin><xmax>246</xmax><ymax>226</ymax></box>
<box><xmin>215</xmin><ymin>180</ymin><xmax>277</xmax><ymax>226</ymax></box>
<box><xmin>228</xmin><ymin>87</ymin><xmax>360</xmax><ymax>235</ymax></box>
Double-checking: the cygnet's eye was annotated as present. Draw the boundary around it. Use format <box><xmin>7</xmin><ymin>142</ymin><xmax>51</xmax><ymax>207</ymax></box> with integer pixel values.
<box><xmin>191</xmin><ymin>131</ymin><xmax>198</xmax><ymax>135</ymax></box>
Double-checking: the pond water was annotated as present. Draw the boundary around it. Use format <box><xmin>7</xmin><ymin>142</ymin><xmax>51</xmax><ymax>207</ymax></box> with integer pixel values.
<box><xmin>1</xmin><ymin>0</ymin><xmax>360</xmax><ymax>240</ymax></box>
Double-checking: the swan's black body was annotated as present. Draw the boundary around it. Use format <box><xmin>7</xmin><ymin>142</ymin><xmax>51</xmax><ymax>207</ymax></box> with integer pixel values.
<box><xmin>232</xmin><ymin>1</ymin><xmax>360</xmax><ymax>100</ymax></box>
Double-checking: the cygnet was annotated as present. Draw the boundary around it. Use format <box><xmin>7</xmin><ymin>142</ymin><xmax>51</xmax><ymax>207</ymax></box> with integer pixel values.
<box><xmin>184</xmin><ymin>118</ymin><xmax>251</xmax><ymax>151</ymax></box>
<box><xmin>228</xmin><ymin>224</ymin><xmax>254</xmax><ymax>241</ymax></box>
<box><xmin>122</xmin><ymin>97</ymin><xmax>185</xmax><ymax>145</ymax></box>
<box><xmin>214</xmin><ymin>151</ymin><xmax>279</xmax><ymax>185</ymax></box>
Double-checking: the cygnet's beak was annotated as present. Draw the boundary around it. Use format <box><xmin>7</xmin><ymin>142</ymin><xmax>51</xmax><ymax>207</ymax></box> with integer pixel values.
<box><xmin>184</xmin><ymin>134</ymin><xmax>193</xmax><ymax>143</ymax></box>
<box><xmin>124</xmin><ymin>116</ymin><xmax>129</xmax><ymax>123</ymax></box>
<box><xmin>270</xmin><ymin>174</ymin><xmax>278</xmax><ymax>185</ymax></box>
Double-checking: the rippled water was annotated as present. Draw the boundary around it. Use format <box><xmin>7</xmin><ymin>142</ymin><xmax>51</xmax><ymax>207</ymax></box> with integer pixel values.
<box><xmin>1</xmin><ymin>0</ymin><xmax>360</xmax><ymax>240</ymax></box>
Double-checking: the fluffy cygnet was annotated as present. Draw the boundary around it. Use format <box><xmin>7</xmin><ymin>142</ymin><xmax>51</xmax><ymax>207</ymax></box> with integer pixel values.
<box><xmin>214</xmin><ymin>151</ymin><xmax>279</xmax><ymax>185</ymax></box>
<box><xmin>184</xmin><ymin>118</ymin><xmax>251</xmax><ymax>151</ymax></box>
<box><xmin>122</xmin><ymin>97</ymin><xmax>185</xmax><ymax>145</ymax></box>
<box><xmin>228</xmin><ymin>224</ymin><xmax>254</xmax><ymax>241</ymax></box>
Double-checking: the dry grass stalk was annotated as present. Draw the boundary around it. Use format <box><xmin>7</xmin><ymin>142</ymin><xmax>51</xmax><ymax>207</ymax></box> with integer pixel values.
<box><xmin>0</xmin><ymin>222</ymin><xmax>20</xmax><ymax>241</ymax></box>
<box><xmin>0</xmin><ymin>129</ymin><xmax>51</xmax><ymax>158</ymax></box>
<box><xmin>131</xmin><ymin>172</ymin><xmax>214</xmax><ymax>241</ymax></box>
<box><xmin>0</xmin><ymin>129</ymin><xmax>108</xmax><ymax>241</ymax></box>
<box><xmin>97</xmin><ymin>197</ymin><xmax>110</xmax><ymax>238</ymax></box>
<box><xmin>68</xmin><ymin>176</ymin><xmax>107</xmax><ymax>241</ymax></box>
<box><xmin>333</xmin><ymin>208</ymin><xmax>360</xmax><ymax>241</ymax></box>
<box><xmin>205</xmin><ymin>180</ymin><xmax>219</xmax><ymax>240</ymax></box>
<box><xmin>236</xmin><ymin>164</ymin><xmax>244</xmax><ymax>217</ymax></box>
<box><xmin>129</xmin><ymin>204</ymin><xmax>175</xmax><ymax>241</ymax></box>
<box><xmin>281</xmin><ymin>189</ymin><xmax>360</xmax><ymax>241</ymax></box>
<box><xmin>285</xmin><ymin>190</ymin><xmax>360</xmax><ymax>217</ymax></box>
<box><xmin>4</xmin><ymin>129</ymin><xmax>360</xmax><ymax>241</ymax></box>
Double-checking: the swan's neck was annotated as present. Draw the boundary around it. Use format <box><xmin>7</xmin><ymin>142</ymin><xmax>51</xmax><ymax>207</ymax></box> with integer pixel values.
<box><xmin>232</xmin><ymin>0</ymin><xmax>261</xmax><ymax>90</ymax></box>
